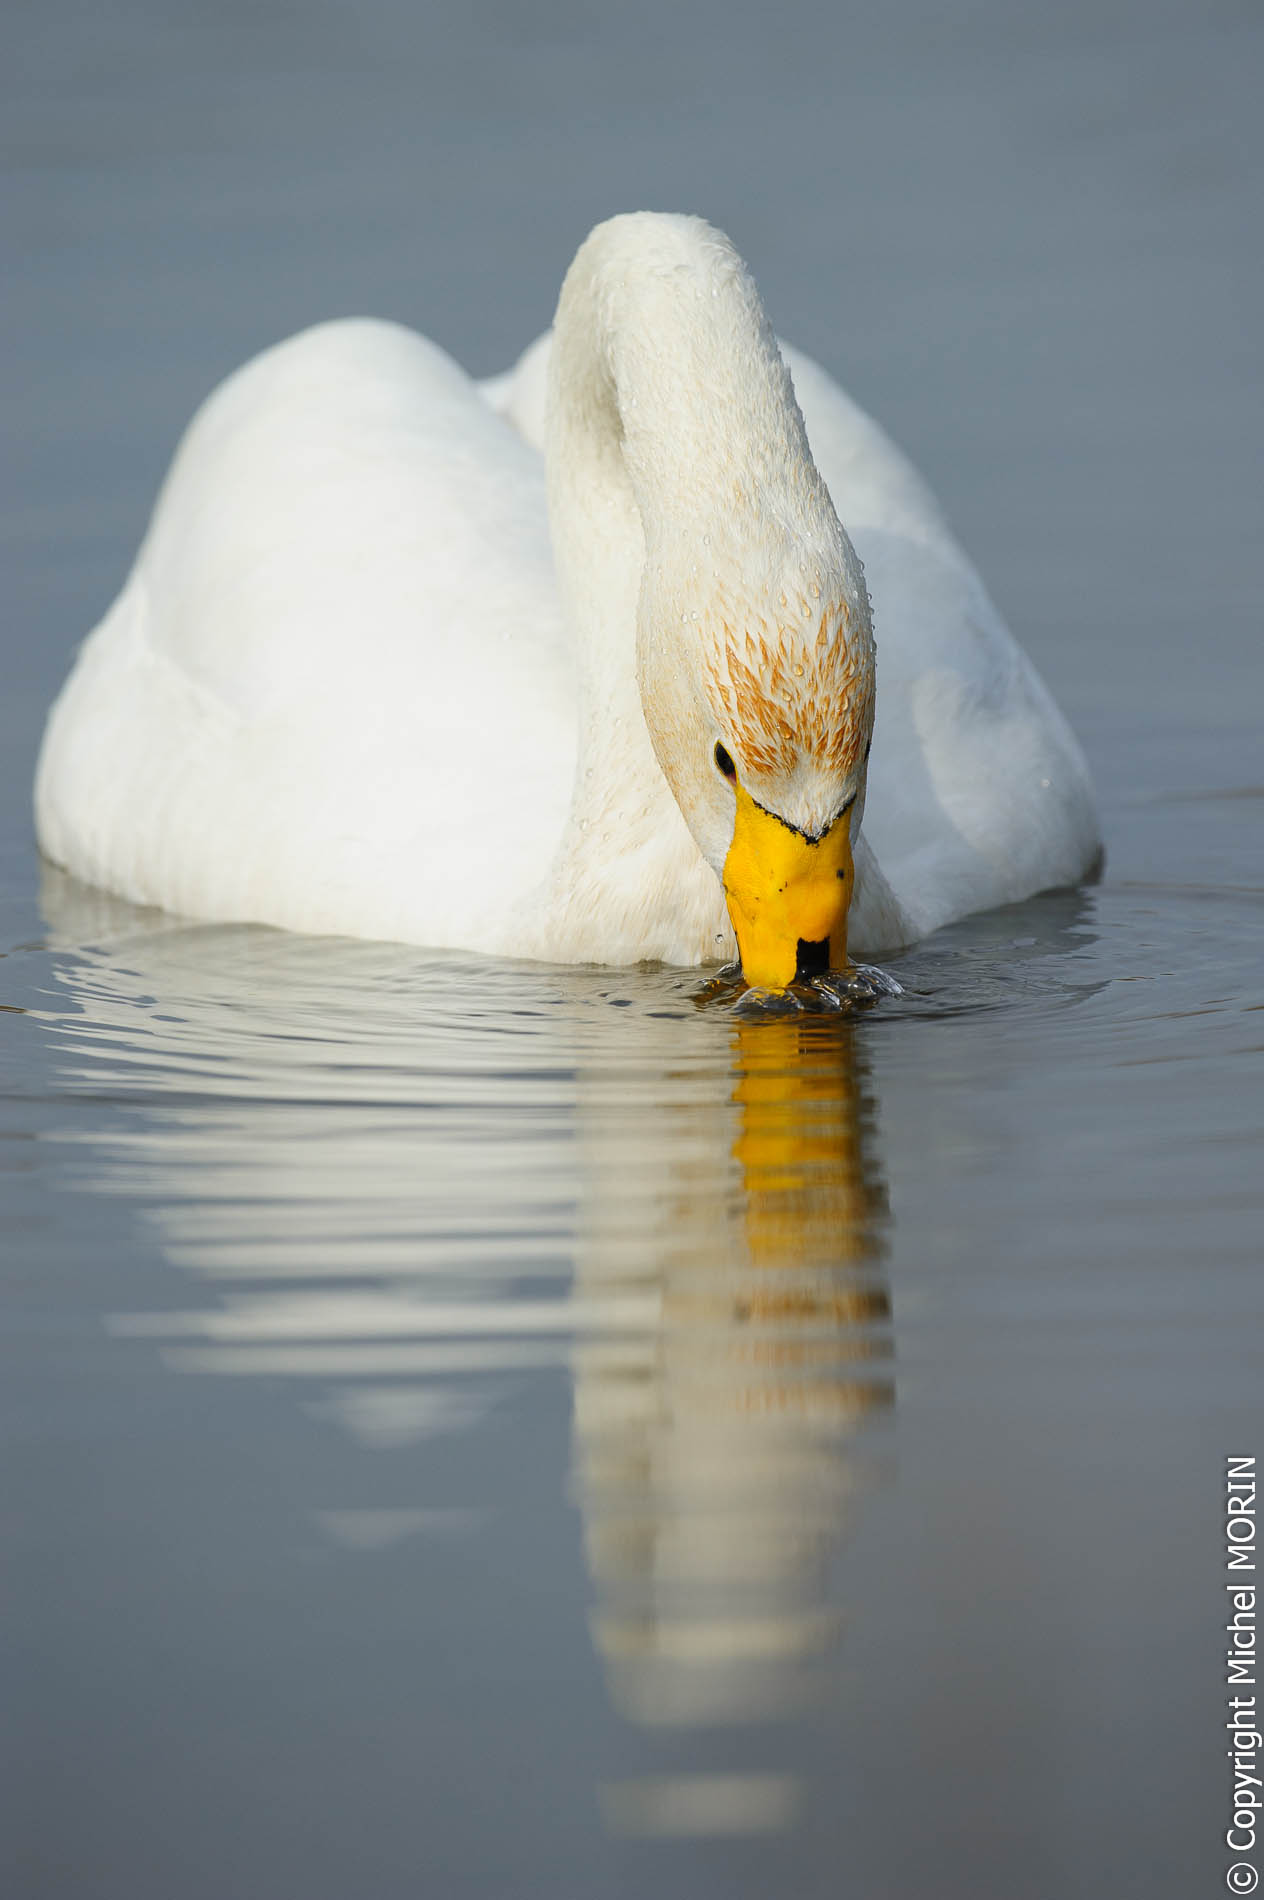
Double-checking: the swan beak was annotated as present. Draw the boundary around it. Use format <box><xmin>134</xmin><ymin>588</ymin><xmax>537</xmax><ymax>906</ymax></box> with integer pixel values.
<box><xmin>722</xmin><ymin>781</ymin><xmax>853</xmax><ymax>989</ymax></box>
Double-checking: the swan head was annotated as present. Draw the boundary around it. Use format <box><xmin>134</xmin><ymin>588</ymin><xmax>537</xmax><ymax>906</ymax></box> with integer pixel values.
<box><xmin>637</xmin><ymin>528</ymin><xmax>875</xmax><ymax>989</ymax></box>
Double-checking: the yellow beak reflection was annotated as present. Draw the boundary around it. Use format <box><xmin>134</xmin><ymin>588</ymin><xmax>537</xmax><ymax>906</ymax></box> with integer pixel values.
<box><xmin>722</xmin><ymin>781</ymin><xmax>853</xmax><ymax>990</ymax></box>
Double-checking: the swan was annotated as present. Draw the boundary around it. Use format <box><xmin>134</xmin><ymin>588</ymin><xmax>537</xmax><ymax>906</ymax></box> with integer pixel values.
<box><xmin>35</xmin><ymin>212</ymin><xmax>1100</xmax><ymax>987</ymax></box>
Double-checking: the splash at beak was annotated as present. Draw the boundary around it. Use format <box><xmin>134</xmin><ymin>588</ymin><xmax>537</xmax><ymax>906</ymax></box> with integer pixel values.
<box><xmin>722</xmin><ymin>780</ymin><xmax>854</xmax><ymax>989</ymax></box>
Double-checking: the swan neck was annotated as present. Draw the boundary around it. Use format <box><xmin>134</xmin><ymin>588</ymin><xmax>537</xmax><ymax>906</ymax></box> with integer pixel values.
<box><xmin>547</xmin><ymin>214</ymin><xmax>824</xmax><ymax>573</ymax></box>
<box><xmin>535</xmin><ymin>213</ymin><xmax>860</xmax><ymax>963</ymax></box>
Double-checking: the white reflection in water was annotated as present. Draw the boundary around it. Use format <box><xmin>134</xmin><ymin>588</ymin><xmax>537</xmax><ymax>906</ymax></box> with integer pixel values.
<box><xmin>573</xmin><ymin>1011</ymin><xmax>891</xmax><ymax>1739</ymax></box>
<box><xmin>39</xmin><ymin>867</ymin><xmax>895</xmax><ymax>1836</ymax></box>
<box><xmin>306</xmin><ymin>1382</ymin><xmax>511</xmax><ymax>1449</ymax></box>
<box><xmin>314</xmin><ymin>1508</ymin><xmax>485</xmax><ymax>1550</ymax></box>
<box><xmin>600</xmin><ymin>1773</ymin><xmax>800</xmax><ymax>1838</ymax></box>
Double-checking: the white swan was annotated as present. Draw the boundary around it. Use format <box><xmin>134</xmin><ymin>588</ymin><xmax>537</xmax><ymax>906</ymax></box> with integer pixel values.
<box><xmin>35</xmin><ymin>213</ymin><xmax>1099</xmax><ymax>986</ymax></box>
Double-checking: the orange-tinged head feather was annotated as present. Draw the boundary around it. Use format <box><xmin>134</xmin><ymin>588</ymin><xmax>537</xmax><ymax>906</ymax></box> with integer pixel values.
<box><xmin>702</xmin><ymin>598</ymin><xmax>874</xmax><ymax>786</ymax></box>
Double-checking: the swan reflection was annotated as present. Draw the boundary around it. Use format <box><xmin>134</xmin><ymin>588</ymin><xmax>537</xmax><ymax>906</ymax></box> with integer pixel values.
<box><xmin>573</xmin><ymin>1011</ymin><xmax>891</xmax><ymax>1739</ymax></box>
<box><xmin>39</xmin><ymin>866</ymin><xmax>894</xmax><ymax>1834</ymax></box>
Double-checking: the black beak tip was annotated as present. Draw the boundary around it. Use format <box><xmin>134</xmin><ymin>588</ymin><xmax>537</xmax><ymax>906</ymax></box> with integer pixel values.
<box><xmin>795</xmin><ymin>936</ymin><xmax>831</xmax><ymax>979</ymax></box>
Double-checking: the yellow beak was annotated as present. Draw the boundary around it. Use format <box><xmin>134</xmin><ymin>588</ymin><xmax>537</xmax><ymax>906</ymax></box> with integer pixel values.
<box><xmin>722</xmin><ymin>781</ymin><xmax>854</xmax><ymax>989</ymax></box>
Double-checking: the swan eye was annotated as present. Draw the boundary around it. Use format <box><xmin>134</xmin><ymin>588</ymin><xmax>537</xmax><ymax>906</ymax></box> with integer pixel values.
<box><xmin>714</xmin><ymin>741</ymin><xmax>737</xmax><ymax>781</ymax></box>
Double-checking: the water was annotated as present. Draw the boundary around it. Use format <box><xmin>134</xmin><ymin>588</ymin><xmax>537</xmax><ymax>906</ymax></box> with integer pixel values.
<box><xmin>3</xmin><ymin>3</ymin><xmax>1262</xmax><ymax>1896</ymax></box>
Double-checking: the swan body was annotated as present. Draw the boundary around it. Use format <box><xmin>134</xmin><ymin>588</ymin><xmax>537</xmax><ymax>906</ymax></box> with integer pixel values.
<box><xmin>36</xmin><ymin>214</ymin><xmax>1099</xmax><ymax>971</ymax></box>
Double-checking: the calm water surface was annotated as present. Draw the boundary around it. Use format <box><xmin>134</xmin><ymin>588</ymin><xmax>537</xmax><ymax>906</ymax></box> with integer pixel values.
<box><xmin>3</xmin><ymin>3</ymin><xmax>1262</xmax><ymax>1897</ymax></box>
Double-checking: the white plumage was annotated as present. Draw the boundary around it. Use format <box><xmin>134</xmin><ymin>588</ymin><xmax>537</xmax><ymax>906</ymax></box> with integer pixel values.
<box><xmin>36</xmin><ymin>213</ymin><xmax>1099</xmax><ymax>964</ymax></box>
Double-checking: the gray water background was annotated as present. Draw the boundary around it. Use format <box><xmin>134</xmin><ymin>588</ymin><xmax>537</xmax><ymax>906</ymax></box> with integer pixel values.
<box><xmin>3</xmin><ymin>3</ymin><xmax>1262</xmax><ymax>1895</ymax></box>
